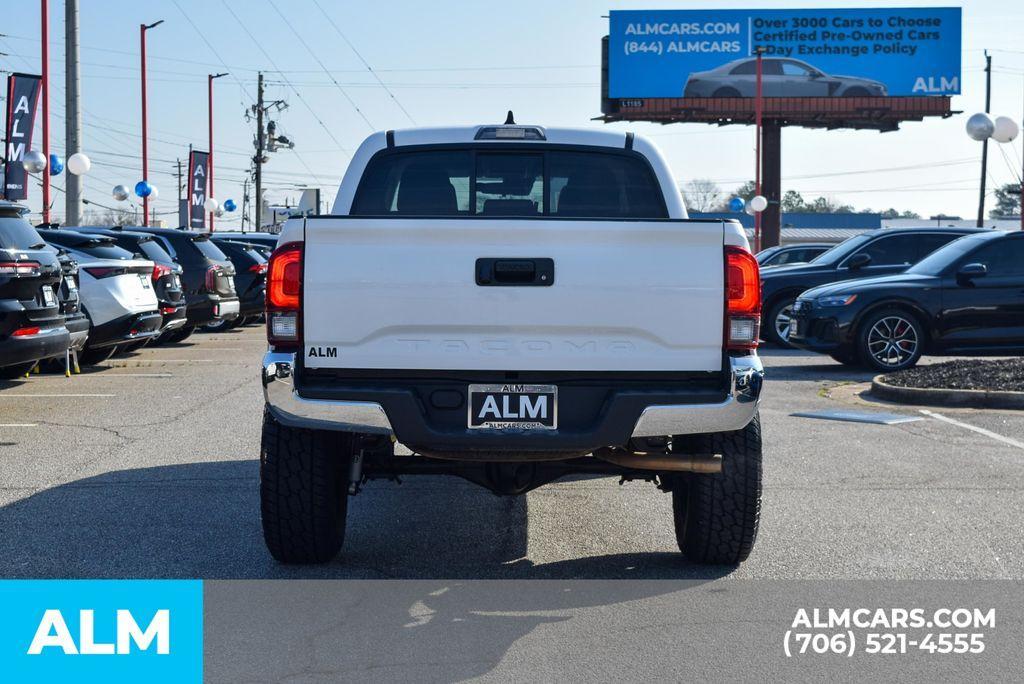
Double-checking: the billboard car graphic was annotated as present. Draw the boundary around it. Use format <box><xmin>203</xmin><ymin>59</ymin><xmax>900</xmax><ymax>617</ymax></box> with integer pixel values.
<box><xmin>683</xmin><ymin>57</ymin><xmax>888</xmax><ymax>98</ymax></box>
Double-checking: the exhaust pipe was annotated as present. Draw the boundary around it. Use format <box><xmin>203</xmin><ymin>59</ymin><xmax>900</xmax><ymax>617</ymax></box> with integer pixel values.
<box><xmin>593</xmin><ymin>448</ymin><xmax>722</xmax><ymax>474</ymax></box>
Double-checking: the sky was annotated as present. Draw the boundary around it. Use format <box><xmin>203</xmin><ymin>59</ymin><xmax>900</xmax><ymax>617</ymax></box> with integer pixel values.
<box><xmin>2</xmin><ymin>0</ymin><xmax>1023</xmax><ymax>228</ymax></box>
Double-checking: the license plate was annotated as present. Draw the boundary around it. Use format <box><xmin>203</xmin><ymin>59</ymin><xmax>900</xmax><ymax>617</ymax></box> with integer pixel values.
<box><xmin>64</xmin><ymin>276</ymin><xmax>77</xmax><ymax>294</ymax></box>
<box><xmin>139</xmin><ymin>274</ymin><xmax>152</xmax><ymax>289</ymax></box>
<box><xmin>468</xmin><ymin>384</ymin><xmax>557</xmax><ymax>430</ymax></box>
<box><xmin>42</xmin><ymin>286</ymin><xmax>57</xmax><ymax>307</ymax></box>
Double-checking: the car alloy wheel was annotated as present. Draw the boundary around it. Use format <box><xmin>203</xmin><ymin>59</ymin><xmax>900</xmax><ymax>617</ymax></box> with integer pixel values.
<box><xmin>866</xmin><ymin>315</ymin><xmax>919</xmax><ymax>368</ymax></box>
<box><xmin>774</xmin><ymin>303</ymin><xmax>794</xmax><ymax>342</ymax></box>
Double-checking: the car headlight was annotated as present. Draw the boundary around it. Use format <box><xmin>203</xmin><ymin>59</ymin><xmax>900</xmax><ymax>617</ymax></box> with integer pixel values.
<box><xmin>816</xmin><ymin>294</ymin><xmax>857</xmax><ymax>307</ymax></box>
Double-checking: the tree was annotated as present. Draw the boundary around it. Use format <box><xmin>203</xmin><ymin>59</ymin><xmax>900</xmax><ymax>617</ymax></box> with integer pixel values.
<box><xmin>682</xmin><ymin>178</ymin><xmax>723</xmax><ymax>212</ymax></box>
<box><xmin>781</xmin><ymin>190</ymin><xmax>807</xmax><ymax>212</ymax></box>
<box><xmin>991</xmin><ymin>183</ymin><xmax>1021</xmax><ymax>217</ymax></box>
<box><xmin>81</xmin><ymin>207</ymin><xmax>138</xmax><ymax>226</ymax></box>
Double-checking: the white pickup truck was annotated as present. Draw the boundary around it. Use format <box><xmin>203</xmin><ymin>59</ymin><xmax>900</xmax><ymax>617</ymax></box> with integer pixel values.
<box><xmin>260</xmin><ymin>119</ymin><xmax>765</xmax><ymax>565</ymax></box>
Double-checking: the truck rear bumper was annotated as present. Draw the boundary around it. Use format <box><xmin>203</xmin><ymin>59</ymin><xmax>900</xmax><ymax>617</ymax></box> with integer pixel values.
<box><xmin>262</xmin><ymin>352</ymin><xmax>763</xmax><ymax>448</ymax></box>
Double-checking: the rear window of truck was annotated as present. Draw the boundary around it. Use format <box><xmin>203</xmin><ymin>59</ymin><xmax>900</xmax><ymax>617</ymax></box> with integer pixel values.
<box><xmin>351</xmin><ymin>148</ymin><xmax>668</xmax><ymax>219</ymax></box>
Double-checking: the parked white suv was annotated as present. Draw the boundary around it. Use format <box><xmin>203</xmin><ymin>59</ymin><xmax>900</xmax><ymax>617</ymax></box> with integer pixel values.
<box><xmin>38</xmin><ymin>229</ymin><xmax>161</xmax><ymax>362</ymax></box>
<box><xmin>260</xmin><ymin>120</ymin><xmax>765</xmax><ymax>565</ymax></box>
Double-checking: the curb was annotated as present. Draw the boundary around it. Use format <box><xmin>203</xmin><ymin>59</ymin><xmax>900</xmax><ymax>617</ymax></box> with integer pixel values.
<box><xmin>871</xmin><ymin>375</ymin><xmax>1024</xmax><ymax>410</ymax></box>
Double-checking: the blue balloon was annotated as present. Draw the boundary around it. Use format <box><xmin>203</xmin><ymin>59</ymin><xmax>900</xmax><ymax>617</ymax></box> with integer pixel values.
<box><xmin>223</xmin><ymin>199</ymin><xmax>237</xmax><ymax>212</ymax></box>
<box><xmin>134</xmin><ymin>180</ymin><xmax>153</xmax><ymax>198</ymax></box>
<box><xmin>48</xmin><ymin>154</ymin><xmax>64</xmax><ymax>176</ymax></box>
<box><xmin>728</xmin><ymin>197</ymin><xmax>746</xmax><ymax>212</ymax></box>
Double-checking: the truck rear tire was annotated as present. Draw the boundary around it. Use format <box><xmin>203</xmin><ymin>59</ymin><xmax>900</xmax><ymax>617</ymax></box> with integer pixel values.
<box><xmin>260</xmin><ymin>408</ymin><xmax>352</xmax><ymax>564</ymax></box>
<box><xmin>671</xmin><ymin>414</ymin><xmax>762</xmax><ymax>565</ymax></box>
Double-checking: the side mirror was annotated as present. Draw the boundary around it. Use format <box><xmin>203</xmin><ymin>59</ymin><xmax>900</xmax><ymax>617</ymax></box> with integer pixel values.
<box><xmin>957</xmin><ymin>262</ymin><xmax>987</xmax><ymax>281</ymax></box>
<box><xmin>846</xmin><ymin>253</ymin><xmax>872</xmax><ymax>270</ymax></box>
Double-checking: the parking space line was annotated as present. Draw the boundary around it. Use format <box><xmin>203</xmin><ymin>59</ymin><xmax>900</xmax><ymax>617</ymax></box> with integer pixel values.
<box><xmin>0</xmin><ymin>423</ymin><xmax>38</xmax><ymax>427</ymax></box>
<box><xmin>920</xmin><ymin>409</ymin><xmax>1024</xmax><ymax>451</ymax></box>
<box><xmin>0</xmin><ymin>393</ymin><xmax>115</xmax><ymax>398</ymax></box>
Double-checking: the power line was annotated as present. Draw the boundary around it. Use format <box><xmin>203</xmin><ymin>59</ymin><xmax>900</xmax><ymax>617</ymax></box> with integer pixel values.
<box><xmin>265</xmin><ymin>0</ymin><xmax>375</xmax><ymax>131</ymax></box>
<box><xmin>219</xmin><ymin>0</ymin><xmax>346</xmax><ymax>179</ymax></box>
<box><xmin>310</xmin><ymin>0</ymin><xmax>416</xmax><ymax>125</ymax></box>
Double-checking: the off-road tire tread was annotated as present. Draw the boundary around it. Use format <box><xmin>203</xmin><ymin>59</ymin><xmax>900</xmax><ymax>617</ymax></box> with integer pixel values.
<box><xmin>673</xmin><ymin>414</ymin><xmax>762</xmax><ymax>565</ymax></box>
<box><xmin>260</xmin><ymin>408</ymin><xmax>350</xmax><ymax>564</ymax></box>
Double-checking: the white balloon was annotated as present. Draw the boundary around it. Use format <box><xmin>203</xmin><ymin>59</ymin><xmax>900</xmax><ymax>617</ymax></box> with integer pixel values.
<box><xmin>965</xmin><ymin>112</ymin><xmax>995</xmax><ymax>141</ymax></box>
<box><xmin>744</xmin><ymin>203</ymin><xmax>756</xmax><ymax>216</ymax></box>
<box><xmin>112</xmin><ymin>184</ymin><xmax>130</xmax><ymax>201</ymax></box>
<box><xmin>22</xmin><ymin>150</ymin><xmax>47</xmax><ymax>173</ymax></box>
<box><xmin>148</xmin><ymin>185</ymin><xmax>159</xmax><ymax>200</ymax></box>
<box><xmin>750</xmin><ymin>195</ymin><xmax>768</xmax><ymax>212</ymax></box>
<box><xmin>992</xmin><ymin>116</ymin><xmax>1020</xmax><ymax>144</ymax></box>
<box><xmin>214</xmin><ymin>207</ymin><xmax>225</xmax><ymax>218</ymax></box>
<box><xmin>67</xmin><ymin>152</ymin><xmax>92</xmax><ymax>175</ymax></box>
<box><xmin>204</xmin><ymin>197</ymin><xmax>219</xmax><ymax>213</ymax></box>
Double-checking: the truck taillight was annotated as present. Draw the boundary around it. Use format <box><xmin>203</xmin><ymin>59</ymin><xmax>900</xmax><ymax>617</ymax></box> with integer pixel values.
<box><xmin>724</xmin><ymin>245</ymin><xmax>761</xmax><ymax>351</ymax></box>
<box><xmin>266</xmin><ymin>242</ymin><xmax>302</xmax><ymax>349</ymax></box>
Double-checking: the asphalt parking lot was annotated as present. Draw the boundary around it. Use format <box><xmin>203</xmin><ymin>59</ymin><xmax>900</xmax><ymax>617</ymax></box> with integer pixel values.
<box><xmin>1</xmin><ymin>326</ymin><xmax>1021</xmax><ymax>580</ymax></box>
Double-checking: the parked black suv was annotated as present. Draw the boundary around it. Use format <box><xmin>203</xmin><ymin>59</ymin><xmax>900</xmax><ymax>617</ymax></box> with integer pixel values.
<box><xmin>42</xmin><ymin>244</ymin><xmax>90</xmax><ymax>361</ymax></box>
<box><xmin>91</xmin><ymin>227</ymin><xmax>238</xmax><ymax>343</ymax></box>
<box><xmin>760</xmin><ymin>227</ymin><xmax>985</xmax><ymax>346</ymax></box>
<box><xmin>790</xmin><ymin>230</ymin><xmax>1024</xmax><ymax>370</ymax></box>
<box><xmin>0</xmin><ymin>202</ymin><xmax>69</xmax><ymax>377</ymax></box>
<box><xmin>70</xmin><ymin>228</ymin><xmax>187</xmax><ymax>338</ymax></box>
<box><xmin>207</xmin><ymin>230</ymin><xmax>279</xmax><ymax>251</ymax></box>
<box><xmin>207</xmin><ymin>236</ymin><xmax>267</xmax><ymax>329</ymax></box>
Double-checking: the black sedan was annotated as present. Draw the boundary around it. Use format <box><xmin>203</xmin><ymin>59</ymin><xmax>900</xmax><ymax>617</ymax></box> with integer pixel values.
<box><xmin>789</xmin><ymin>230</ymin><xmax>1024</xmax><ymax>371</ymax></box>
<box><xmin>760</xmin><ymin>227</ymin><xmax>983</xmax><ymax>347</ymax></box>
<box><xmin>756</xmin><ymin>243</ymin><xmax>830</xmax><ymax>268</ymax></box>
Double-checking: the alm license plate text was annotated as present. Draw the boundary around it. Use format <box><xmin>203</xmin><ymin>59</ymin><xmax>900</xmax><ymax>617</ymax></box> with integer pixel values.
<box><xmin>468</xmin><ymin>384</ymin><xmax>557</xmax><ymax>430</ymax></box>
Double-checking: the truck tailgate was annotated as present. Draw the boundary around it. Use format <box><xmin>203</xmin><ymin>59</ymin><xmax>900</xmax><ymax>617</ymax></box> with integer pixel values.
<box><xmin>302</xmin><ymin>218</ymin><xmax>725</xmax><ymax>372</ymax></box>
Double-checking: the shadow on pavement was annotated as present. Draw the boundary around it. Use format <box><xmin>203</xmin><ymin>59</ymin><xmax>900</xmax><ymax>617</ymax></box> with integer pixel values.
<box><xmin>0</xmin><ymin>460</ymin><xmax>734</xmax><ymax>581</ymax></box>
<box><xmin>205</xmin><ymin>578</ymin><xmax>721</xmax><ymax>683</ymax></box>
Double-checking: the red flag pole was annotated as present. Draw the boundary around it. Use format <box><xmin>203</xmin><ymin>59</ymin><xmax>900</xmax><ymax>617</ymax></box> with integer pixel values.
<box><xmin>41</xmin><ymin>0</ymin><xmax>50</xmax><ymax>223</ymax></box>
<box><xmin>754</xmin><ymin>47</ymin><xmax>764</xmax><ymax>253</ymax></box>
<box><xmin>140</xmin><ymin>23</ymin><xmax>149</xmax><ymax>226</ymax></box>
<box><xmin>208</xmin><ymin>72</ymin><xmax>227</xmax><ymax>231</ymax></box>
<box><xmin>140</xmin><ymin>20</ymin><xmax>163</xmax><ymax>226</ymax></box>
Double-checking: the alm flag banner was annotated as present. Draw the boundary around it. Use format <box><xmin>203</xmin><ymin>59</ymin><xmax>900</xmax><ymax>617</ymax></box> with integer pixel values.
<box><xmin>4</xmin><ymin>73</ymin><xmax>43</xmax><ymax>200</ymax></box>
<box><xmin>188</xmin><ymin>150</ymin><xmax>209</xmax><ymax>230</ymax></box>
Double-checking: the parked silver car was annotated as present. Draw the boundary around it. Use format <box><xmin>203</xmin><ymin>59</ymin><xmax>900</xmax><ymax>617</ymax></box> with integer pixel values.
<box><xmin>683</xmin><ymin>57</ymin><xmax>888</xmax><ymax>98</ymax></box>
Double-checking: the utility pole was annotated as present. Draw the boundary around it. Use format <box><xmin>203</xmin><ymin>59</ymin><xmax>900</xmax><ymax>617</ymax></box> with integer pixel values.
<box><xmin>977</xmin><ymin>51</ymin><xmax>992</xmax><ymax>228</ymax></box>
<box><xmin>241</xmin><ymin>176</ymin><xmax>250</xmax><ymax>231</ymax></box>
<box><xmin>64</xmin><ymin>0</ymin><xmax>82</xmax><ymax>226</ymax></box>
<box><xmin>175</xmin><ymin>158</ymin><xmax>183</xmax><ymax>203</ymax></box>
<box><xmin>255</xmin><ymin>72</ymin><xmax>264</xmax><ymax>231</ymax></box>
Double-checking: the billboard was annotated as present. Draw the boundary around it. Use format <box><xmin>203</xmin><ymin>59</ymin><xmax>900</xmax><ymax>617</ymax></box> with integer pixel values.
<box><xmin>609</xmin><ymin>8</ymin><xmax>961</xmax><ymax>98</ymax></box>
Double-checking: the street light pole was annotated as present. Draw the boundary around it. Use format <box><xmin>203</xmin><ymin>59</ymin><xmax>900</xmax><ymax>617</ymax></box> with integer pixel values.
<box><xmin>140</xmin><ymin>20</ymin><xmax>163</xmax><ymax>226</ymax></box>
<box><xmin>41</xmin><ymin>0</ymin><xmax>50</xmax><ymax>224</ymax></box>
<box><xmin>208</xmin><ymin>72</ymin><xmax>228</xmax><ymax>231</ymax></box>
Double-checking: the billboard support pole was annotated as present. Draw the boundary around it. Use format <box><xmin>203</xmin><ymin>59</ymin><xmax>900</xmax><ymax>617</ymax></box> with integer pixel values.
<box><xmin>761</xmin><ymin>122</ymin><xmax>782</xmax><ymax>250</ymax></box>
<box><xmin>976</xmin><ymin>51</ymin><xmax>991</xmax><ymax>228</ymax></box>
<box><xmin>754</xmin><ymin>47</ymin><xmax>764</xmax><ymax>252</ymax></box>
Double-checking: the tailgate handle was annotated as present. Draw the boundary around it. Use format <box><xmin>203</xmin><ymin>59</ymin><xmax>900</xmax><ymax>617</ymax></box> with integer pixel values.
<box><xmin>476</xmin><ymin>258</ymin><xmax>553</xmax><ymax>286</ymax></box>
